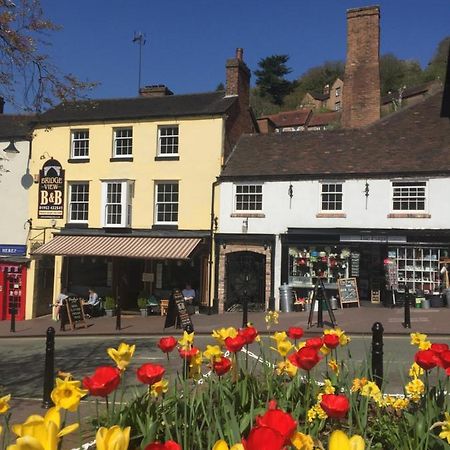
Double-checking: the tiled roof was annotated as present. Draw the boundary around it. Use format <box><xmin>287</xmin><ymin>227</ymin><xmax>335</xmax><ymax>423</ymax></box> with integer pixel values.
<box><xmin>0</xmin><ymin>114</ymin><xmax>34</xmax><ymax>140</ymax></box>
<box><xmin>221</xmin><ymin>91</ymin><xmax>450</xmax><ymax>179</ymax></box>
<box><xmin>309</xmin><ymin>92</ymin><xmax>329</xmax><ymax>101</ymax></box>
<box><xmin>307</xmin><ymin>111</ymin><xmax>341</xmax><ymax>127</ymax></box>
<box><xmin>34</xmin><ymin>91</ymin><xmax>237</xmax><ymax>125</ymax></box>
<box><xmin>381</xmin><ymin>81</ymin><xmax>441</xmax><ymax>105</ymax></box>
<box><xmin>260</xmin><ymin>109</ymin><xmax>312</xmax><ymax>127</ymax></box>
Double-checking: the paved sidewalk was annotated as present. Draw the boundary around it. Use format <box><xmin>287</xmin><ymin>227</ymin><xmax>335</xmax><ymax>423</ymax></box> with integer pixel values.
<box><xmin>1</xmin><ymin>303</ymin><xmax>450</xmax><ymax>338</ymax></box>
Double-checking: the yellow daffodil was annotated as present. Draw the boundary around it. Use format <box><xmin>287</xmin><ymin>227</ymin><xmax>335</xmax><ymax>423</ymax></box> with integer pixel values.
<box><xmin>307</xmin><ymin>404</ymin><xmax>327</xmax><ymax>422</ymax></box>
<box><xmin>409</xmin><ymin>362</ymin><xmax>425</xmax><ymax>378</ymax></box>
<box><xmin>107</xmin><ymin>342</ymin><xmax>136</xmax><ymax>371</ymax></box>
<box><xmin>271</xmin><ymin>331</ymin><xmax>288</xmax><ymax>343</ymax></box>
<box><xmin>211</xmin><ymin>327</ymin><xmax>238</xmax><ymax>346</ymax></box>
<box><xmin>328</xmin><ymin>358</ymin><xmax>339</xmax><ymax>375</ymax></box>
<box><xmin>320</xmin><ymin>345</ymin><xmax>331</xmax><ymax>356</ymax></box>
<box><xmin>203</xmin><ymin>345</ymin><xmax>222</xmax><ymax>362</ymax></box>
<box><xmin>405</xmin><ymin>378</ymin><xmax>425</xmax><ymax>402</ymax></box>
<box><xmin>418</xmin><ymin>340</ymin><xmax>432</xmax><ymax>350</ymax></box>
<box><xmin>384</xmin><ymin>396</ymin><xmax>409</xmax><ymax>411</ymax></box>
<box><xmin>95</xmin><ymin>425</ymin><xmax>130</xmax><ymax>450</ymax></box>
<box><xmin>0</xmin><ymin>394</ymin><xmax>11</xmax><ymax>414</ymax></box>
<box><xmin>150</xmin><ymin>379</ymin><xmax>169</xmax><ymax>398</ymax></box>
<box><xmin>50</xmin><ymin>377</ymin><xmax>87</xmax><ymax>412</ymax></box>
<box><xmin>276</xmin><ymin>359</ymin><xmax>298</xmax><ymax>377</ymax></box>
<box><xmin>10</xmin><ymin>406</ymin><xmax>78</xmax><ymax>450</ymax></box>
<box><xmin>322</xmin><ymin>379</ymin><xmax>336</xmax><ymax>394</ymax></box>
<box><xmin>430</xmin><ymin>412</ymin><xmax>450</xmax><ymax>444</ymax></box>
<box><xmin>0</xmin><ymin>424</ymin><xmax>2</xmax><ymax>436</ymax></box>
<box><xmin>410</xmin><ymin>332</ymin><xmax>428</xmax><ymax>346</ymax></box>
<box><xmin>324</xmin><ymin>328</ymin><xmax>350</xmax><ymax>346</ymax></box>
<box><xmin>189</xmin><ymin>349</ymin><xmax>203</xmax><ymax>379</ymax></box>
<box><xmin>178</xmin><ymin>330</ymin><xmax>195</xmax><ymax>350</ymax></box>
<box><xmin>271</xmin><ymin>339</ymin><xmax>293</xmax><ymax>357</ymax></box>
<box><xmin>265</xmin><ymin>310</ymin><xmax>279</xmax><ymax>328</ymax></box>
<box><xmin>212</xmin><ymin>439</ymin><xmax>244</xmax><ymax>450</ymax></box>
<box><xmin>328</xmin><ymin>430</ymin><xmax>365</xmax><ymax>450</ymax></box>
<box><xmin>291</xmin><ymin>431</ymin><xmax>314</xmax><ymax>450</ymax></box>
<box><xmin>350</xmin><ymin>377</ymin><xmax>368</xmax><ymax>393</ymax></box>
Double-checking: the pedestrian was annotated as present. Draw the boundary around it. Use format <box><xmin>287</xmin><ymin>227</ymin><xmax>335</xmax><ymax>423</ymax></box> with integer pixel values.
<box><xmin>53</xmin><ymin>288</ymin><xmax>68</xmax><ymax>321</ymax></box>
<box><xmin>83</xmin><ymin>288</ymin><xmax>100</xmax><ymax>317</ymax></box>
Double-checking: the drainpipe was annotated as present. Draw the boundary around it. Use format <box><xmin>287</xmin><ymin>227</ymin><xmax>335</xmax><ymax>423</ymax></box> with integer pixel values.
<box><xmin>208</xmin><ymin>179</ymin><xmax>220</xmax><ymax>314</ymax></box>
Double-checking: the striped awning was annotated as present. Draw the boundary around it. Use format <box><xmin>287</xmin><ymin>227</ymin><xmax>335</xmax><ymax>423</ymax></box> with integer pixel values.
<box><xmin>33</xmin><ymin>235</ymin><xmax>202</xmax><ymax>259</ymax></box>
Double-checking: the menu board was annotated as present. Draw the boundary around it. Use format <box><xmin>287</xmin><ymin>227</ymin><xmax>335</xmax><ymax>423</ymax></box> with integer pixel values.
<box><xmin>350</xmin><ymin>252</ymin><xmax>360</xmax><ymax>277</ymax></box>
<box><xmin>385</xmin><ymin>260</ymin><xmax>398</xmax><ymax>290</ymax></box>
<box><xmin>337</xmin><ymin>278</ymin><xmax>360</xmax><ymax>307</ymax></box>
<box><xmin>61</xmin><ymin>297</ymin><xmax>87</xmax><ymax>331</ymax></box>
<box><xmin>164</xmin><ymin>288</ymin><xmax>194</xmax><ymax>331</ymax></box>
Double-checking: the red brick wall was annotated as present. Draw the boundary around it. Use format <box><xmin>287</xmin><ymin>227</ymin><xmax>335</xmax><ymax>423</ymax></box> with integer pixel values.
<box><xmin>342</xmin><ymin>6</ymin><xmax>381</xmax><ymax>128</ymax></box>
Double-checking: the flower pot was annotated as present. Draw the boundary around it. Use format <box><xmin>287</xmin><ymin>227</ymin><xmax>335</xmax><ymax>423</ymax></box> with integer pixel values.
<box><xmin>140</xmin><ymin>308</ymin><xmax>149</xmax><ymax>317</ymax></box>
<box><xmin>422</xmin><ymin>299</ymin><xmax>431</xmax><ymax>309</ymax></box>
<box><xmin>105</xmin><ymin>309</ymin><xmax>115</xmax><ymax>317</ymax></box>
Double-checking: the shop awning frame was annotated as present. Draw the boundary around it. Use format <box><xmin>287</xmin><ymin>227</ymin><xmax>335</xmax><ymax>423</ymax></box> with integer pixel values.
<box><xmin>32</xmin><ymin>235</ymin><xmax>203</xmax><ymax>260</ymax></box>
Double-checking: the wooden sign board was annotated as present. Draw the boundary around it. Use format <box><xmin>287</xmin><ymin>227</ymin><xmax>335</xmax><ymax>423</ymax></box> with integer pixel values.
<box><xmin>164</xmin><ymin>288</ymin><xmax>194</xmax><ymax>331</ymax></box>
<box><xmin>61</xmin><ymin>297</ymin><xmax>87</xmax><ymax>331</ymax></box>
<box><xmin>337</xmin><ymin>278</ymin><xmax>360</xmax><ymax>308</ymax></box>
<box><xmin>371</xmin><ymin>289</ymin><xmax>381</xmax><ymax>304</ymax></box>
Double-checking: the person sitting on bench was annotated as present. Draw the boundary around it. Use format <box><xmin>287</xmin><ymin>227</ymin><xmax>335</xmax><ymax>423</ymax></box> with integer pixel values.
<box><xmin>83</xmin><ymin>288</ymin><xmax>100</xmax><ymax>317</ymax></box>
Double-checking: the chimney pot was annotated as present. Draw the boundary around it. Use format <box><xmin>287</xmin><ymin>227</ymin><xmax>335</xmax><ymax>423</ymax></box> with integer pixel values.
<box><xmin>236</xmin><ymin>48</ymin><xmax>243</xmax><ymax>61</ymax></box>
<box><xmin>139</xmin><ymin>84</ymin><xmax>173</xmax><ymax>97</ymax></box>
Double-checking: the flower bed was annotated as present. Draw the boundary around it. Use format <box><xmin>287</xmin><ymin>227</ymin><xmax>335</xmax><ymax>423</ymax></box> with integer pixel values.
<box><xmin>0</xmin><ymin>319</ymin><xmax>449</xmax><ymax>449</ymax></box>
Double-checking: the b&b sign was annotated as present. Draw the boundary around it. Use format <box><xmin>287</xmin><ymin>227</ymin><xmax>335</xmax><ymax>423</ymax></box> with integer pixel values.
<box><xmin>38</xmin><ymin>159</ymin><xmax>65</xmax><ymax>219</ymax></box>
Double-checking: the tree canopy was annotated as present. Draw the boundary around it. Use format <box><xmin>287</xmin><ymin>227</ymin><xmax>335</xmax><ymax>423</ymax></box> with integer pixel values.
<box><xmin>0</xmin><ymin>0</ymin><xmax>96</xmax><ymax>112</ymax></box>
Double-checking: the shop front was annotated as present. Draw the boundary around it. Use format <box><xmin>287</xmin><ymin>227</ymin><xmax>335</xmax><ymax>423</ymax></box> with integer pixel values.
<box><xmin>281</xmin><ymin>228</ymin><xmax>450</xmax><ymax>307</ymax></box>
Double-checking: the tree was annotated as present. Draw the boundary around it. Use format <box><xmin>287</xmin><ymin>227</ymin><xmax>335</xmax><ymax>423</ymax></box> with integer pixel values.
<box><xmin>423</xmin><ymin>36</ymin><xmax>450</xmax><ymax>82</ymax></box>
<box><xmin>0</xmin><ymin>0</ymin><xmax>96</xmax><ymax>112</ymax></box>
<box><xmin>254</xmin><ymin>54</ymin><xmax>296</xmax><ymax>106</ymax></box>
<box><xmin>379</xmin><ymin>53</ymin><xmax>423</xmax><ymax>95</ymax></box>
<box><xmin>296</xmin><ymin>60</ymin><xmax>344</xmax><ymax>95</ymax></box>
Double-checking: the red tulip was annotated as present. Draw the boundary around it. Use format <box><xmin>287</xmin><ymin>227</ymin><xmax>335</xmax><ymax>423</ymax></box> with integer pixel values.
<box><xmin>288</xmin><ymin>346</ymin><xmax>321</xmax><ymax>371</ymax></box>
<box><xmin>323</xmin><ymin>334</ymin><xmax>340</xmax><ymax>349</ymax></box>
<box><xmin>243</xmin><ymin>425</ymin><xmax>285</xmax><ymax>450</ymax></box>
<box><xmin>255</xmin><ymin>400</ymin><xmax>296</xmax><ymax>444</ymax></box>
<box><xmin>178</xmin><ymin>347</ymin><xmax>200</xmax><ymax>360</ymax></box>
<box><xmin>320</xmin><ymin>394</ymin><xmax>350</xmax><ymax>419</ymax></box>
<box><xmin>440</xmin><ymin>350</ymin><xmax>450</xmax><ymax>369</ymax></box>
<box><xmin>287</xmin><ymin>327</ymin><xmax>304</xmax><ymax>340</ymax></box>
<box><xmin>446</xmin><ymin>367</ymin><xmax>450</xmax><ymax>376</ymax></box>
<box><xmin>136</xmin><ymin>363</ymin><xmax>165</xmax><ymax>385</ymax></box>
<box><xmin>158</xmin><ymin>336</ymin><xmax>178</xmax><ymax>353</ymax></box>
<box><xmin>414</xmin><ymin>349</ymin><xmax>441</xmax><ymax>371</ymax></box>
<box><xmin>305</xmin><ymin>337</ymin><xmax>323</xmax><ymax>350</ymax></box>
<box><xmin>431</xmin><ymin>343</ymin><xmax>449</xmax><ymax>355</ymax></box>
<box><xmin>82</xmin><ymin>366</ymin><xmax>121</xmax><ymax>397</ymax></box>
<box><xmin>144</xmin><ymin>441</ymin><xmax>181</xmax><ymax>450</ymax></box>
<box><xmin>213</xmin><ymin>356</ymin><xmax>232</xmax><ymax>376</ymax></box>
<box><xmin>225</xmin><ymin>334</ymin><xmax>247</xmax><ymax>353</ymax></box>
<box><xmin>239</xmin><ymin>326</ymin><xmax>259</xmax><ymax>344</ymax></box>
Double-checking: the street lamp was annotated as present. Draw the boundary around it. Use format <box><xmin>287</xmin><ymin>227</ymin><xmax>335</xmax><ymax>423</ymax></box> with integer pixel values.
<box><xmin>3</xmin><ymin>140</ymin><xmax>19</xmax><ymax>156</ymax></box>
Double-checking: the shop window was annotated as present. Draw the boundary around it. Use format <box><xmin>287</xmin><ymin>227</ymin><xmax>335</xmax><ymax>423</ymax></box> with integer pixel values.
<box><xmin>101</xmin><ymin>180</ymin><xmax>134</xmax><ymax>227</ymax></box>
<box><xmin>113</xmin><ymin>128</ymin><xmax>133</xmax><ymax>157</ymax></box>
<box><xmin>71</xmin><ymin>130</ymin><xmax>89</xmax><ymax>158</ymax></box>
<box><xmin>392</xmin><ymin>181</ymin><xmax>426</xmax><ymax>211</ymax></box>
<box><xmin>69</xmin><ymin>183</ymin><xmax>89</xmax><ymax>223</ymax></box>
<box><xmin>235</xmin><ymin>184</ymin><xmax>263</xmax><ymax>212</ymax></box>
<box><xmin>158</xmin><ymin>126</ymin><xmax>179</xmax><ymax>156</ymax></box>
<box><xmin>155</xmin><ymin>182</ymin><xmax>178</xmax><ymax>224</ymax></box>
<box><xmin>321</xmin><ymin>183</ymin><xmax>343</xmax><ymax>211</ymax></box>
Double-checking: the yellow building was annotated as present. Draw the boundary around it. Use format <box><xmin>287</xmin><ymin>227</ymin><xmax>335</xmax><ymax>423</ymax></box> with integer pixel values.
<box><xmin>26</xmin><ymin>49</ymin><xmax>255</xmax><ymax>318</ymax></box>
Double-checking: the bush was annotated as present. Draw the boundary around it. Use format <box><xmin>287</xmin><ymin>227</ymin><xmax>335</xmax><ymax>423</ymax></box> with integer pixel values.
<box><xmin>104</xmin><ymin>296</ymin><xmax>116</xmax><ymax>310</ymax></box>
<box><xmin>137</xmin><ymin>297</ymin><xmax>148</xmax><ymax>309</ymax></box>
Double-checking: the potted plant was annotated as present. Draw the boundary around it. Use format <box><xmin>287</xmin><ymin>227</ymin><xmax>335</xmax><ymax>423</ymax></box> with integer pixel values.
<box><xmin>137</xmin><ymin>297</ymin><xmax>149</xmax><ymax>317</ymax></box>
<box><xmin>104</xmin><ymin>296</ymin><xmax>116</xmax><ymax>317</ymax></box>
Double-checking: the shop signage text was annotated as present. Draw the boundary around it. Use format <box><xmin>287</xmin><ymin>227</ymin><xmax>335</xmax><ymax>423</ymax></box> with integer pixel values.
<box><xmin>340</xmin><ymin>234</ymin><xmax>407</xmax><ymax>243</ymax></box>
<box><xmin>0</xmin><ymin>245</ymin><xmax>27</xmax><ymax>256</ymax></box>
<box><xmin>38</xmin><ymin>159</ymin><xmax>65</xmax><ymax>219</ymax></box>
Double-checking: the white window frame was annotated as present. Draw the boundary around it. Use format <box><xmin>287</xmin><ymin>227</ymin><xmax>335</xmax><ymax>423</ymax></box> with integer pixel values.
<box><xmin>234</xmin><ymin>183</ymin><xmax>263</xmax><ymax>212</ymax></box>
<box><xmin>68</xmin><ymin>182</ymin><xmax>89</xmax><ymax>223</ymax></box>
<box><xmin>157</xmin><ymin>125</ymin><xmax>179</xmax><ymax>156</ymax></box>
<box><xmin>155</xmin><ymin>182</ymin><xmax>179</xmax><ymax>225</ymax></box>
<box><xmin>320</xmin><ymin>182</ymin><xmax>343</xmax><ymax>211</ymax></box>
<box><xmin>335</xmin><ymin>86</ymin><xmax>341</xmax><ymax>97</ymax></box>
<box><xmin>101</xmin><ymin>180</ymin><xmax>134</xmax><ymax>228</ymax></box>
<box><xmin>392</xmin><ymin>180</ymin><xmax>427</xmax><ymax>212</ymax></box>
<box><xmin>113</xmin><ymin>128</ymin><xmax>133</xmax><ymax>157</ymax></box>
<box><xmin>71</xmin><ymin>130</ymin><xmax>89</xmax><ymax>159</ymax></box>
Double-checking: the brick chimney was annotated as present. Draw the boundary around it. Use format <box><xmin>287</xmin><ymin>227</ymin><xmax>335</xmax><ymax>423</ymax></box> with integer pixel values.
<box><xmin>342</xmin><ymin>6</ymin><xmax>381</xmax><ymax>128</ymax></box>
<box><xmin>225</xmin><ymin>48</ymin><xmax>250</xmax><ymax>106</ymax></box>
<box><xmin>139</xmin><ymin>84</ymin><xmax>173</xmax><ymax>97</ymax></box>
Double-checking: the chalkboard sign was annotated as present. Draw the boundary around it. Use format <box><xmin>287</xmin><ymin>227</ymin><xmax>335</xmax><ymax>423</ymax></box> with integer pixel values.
<box><xmin>164</xmin><ymin>289</ymin><xmax>194</xmax><ymax>331</ymax></box>
<box><xmin>62</xmin><ymin>297</ymin><xmax>87</xmax><ymax>331</ymax></box>
<box><xmin>350</xmin><ymin>252</ymin><xmax>360</xmax><ymax>277</ymax></box>
<box><xmin>337</xmin><ymin>278</ymin><xmax>360</xmax><ymax>308</ymax></box>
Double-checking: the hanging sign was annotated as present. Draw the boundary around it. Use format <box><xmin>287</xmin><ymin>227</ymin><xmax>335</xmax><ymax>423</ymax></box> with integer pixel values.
<box><xmin>350</xmin><ymin>252</ymin><xmax>360</xmax><ymax>277</ymax></box>
<box><xmin>38</xmin><ymin>159</ymin><xmax>65</xmax><ymax>219</ymax></box>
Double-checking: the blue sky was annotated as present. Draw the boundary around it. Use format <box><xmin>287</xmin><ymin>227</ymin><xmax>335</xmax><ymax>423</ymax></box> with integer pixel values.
<box><xmin>13</xmin><ymin>0</ymin><xmax>450</xmax><ymax>110</ymax></box>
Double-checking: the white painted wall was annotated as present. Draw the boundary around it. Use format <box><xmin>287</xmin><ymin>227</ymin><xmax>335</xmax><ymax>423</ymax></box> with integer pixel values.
<box><xmin>0</xmin><ymin>140</ymin><xmax>31</xmax><ymax>247</ymax></box>
<box><xmin>219</xmin><ymin>177</ymin><xmax>450</xmax><ymax>234</ymax></box>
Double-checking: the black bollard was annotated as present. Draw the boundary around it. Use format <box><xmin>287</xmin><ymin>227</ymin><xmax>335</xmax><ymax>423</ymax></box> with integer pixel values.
<box><xmin>115</xmin><ymin>302</ymin><xmax>121</xmax><ymax>331</ymax></box>
<box><xmin>403</xmin><ymin>287</ymin><xmax>411</xmax><ymax>329</ymax></box>
<box><xmin>317</xmin><ymin>294</ymin><xmax>323</xmax><ymax>328</ymax></box>
<box><xmin>42</xmin><ymin>327</ymin><xmax>55</xmax><ymax>409</ymax></box>
<box><xmin>371</xmin><ymin>322</ymin><xmax>384</xmax><ymax>389</ymax></box>
<box><xmin>10</xmin><ymin>298</ymin><xmax>16</xmax><ymax>333</ymax></box>
<box><xmin>242</xmin><ymin>292</ymin><xmax>248</xmax><ymax>328</ymax></box>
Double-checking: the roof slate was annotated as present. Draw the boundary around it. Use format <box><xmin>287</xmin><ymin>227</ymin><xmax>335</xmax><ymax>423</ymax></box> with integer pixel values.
<box><xmin>260</xmin><ymin>109</ymin><xmax>312</xmax><ymax>127</ymax></box>
<box><xmin>0</xmin><ymin>114</ymin><xmax>34</xmax><ymax>140</ymax></box>
<box><xmin>35</xmin><ymin>91</ymin><xmax>236</xmax><ymax>125</ymax></box>
<box><xmin>221</xmin><ymin>91</ymin><xmax>450</xmax><ymax>179</ymax></box>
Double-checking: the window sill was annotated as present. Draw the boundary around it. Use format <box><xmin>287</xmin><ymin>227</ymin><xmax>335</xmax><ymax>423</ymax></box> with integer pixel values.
<box><xmin>68</xmin><ymin>158</ymin><xmax>90</xmax><ymax>164</ymax></box>
<box><xmin>387</xmin><ymin>213</ymin><xmax>431</xmax><ymax>219</ymax></box>
<box><xmin>230</xmin><ymin>213</ymin><xmax>265</xmax><ymax>218</ymax></box>
<box><xmin>110</xmin><ymin>157</ymin><xmax>133</xmax><ymax>162</ymax></box>
<box><xmin>155</xmin><ymin>156</ymin><xmax>180</xmax><ymax>161</ymax></box>
<box><xmin>316</xmin><ymin>213</ymin><xmax>347</xmax><ymax>218</ymax></box>
<box><xmin>152</xmin><ymin>224</ymin><xmax>178</xmax><ymax>230</ymax></box>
